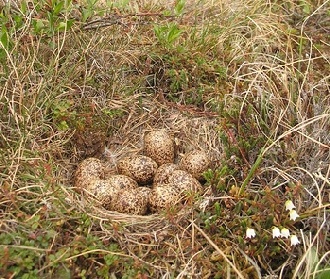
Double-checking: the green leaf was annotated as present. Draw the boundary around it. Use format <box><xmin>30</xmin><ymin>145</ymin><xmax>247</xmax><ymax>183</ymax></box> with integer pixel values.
<box><xmin>300</xmin><ymin>0</ymin><xmax>311</xmax><ymax>15</ymax></box>
<box><xmin>174</xmin><ymin>0</ymin><xmax>185</xmax><ymax>16</ymax></box>
<box><xmin>104</xmin><ymin>253</ymin><xmax>119</xmax><ymax>266</ymax></box>
<box><xmin>57</xmin><ymin>22</ymin><xmax>66</xmax><ymax>31</ymax></box>
<box><xmin>53</xmin><ymin>1</ymin><xmax>65</xmax><ymax>15</ymax></box>
<box><xmin>113</xmin><ymin>0</ymin><xmax>130</xmax><ymax>9</ymax></box>
<box><xmin>27</xmin><ymin>215</ymin><xmax>41</xmax><ymax>230</ymax></box>
<box><xmin>33</xmin><ymin>19</ymin><xmax>45</xmax><ymax>34</ymax></box>
<box><xmin>0</xmin><ymin>233</ymin><xmax>13</xmax><ymax>245</ymax></box>
<box><xmin>154</xmin><ymin>23</ymin><xmax>182</xmax><ymax>47</ymax></box>
<box><xmin>0</xmin><ymin>26</ymin><xmax>10</xmax><ymax>50</ymax></box>
<box><xmin>58</xmin><ymin>120</ymin><xmax>70</xmax><ymax>130</ymax></box>
<box><xmin>167</xmin><ymin>24</ymin><xmax>182</xmax><ymax>44</ymax></box>
<box><xmin>214</xmin><ymin>202</ymin><xmax>221</xmax><ymax>216</ymax></box>
<box><xmin>316</xmin><ymin>268</ymin><xmax>330</xmax><ymax>279</ymax></box>
<box><xmin>0</xmin><ymin>49</ymin><xmax>6</xmax><ymax>61</ymax></box>
<box><xmin>20</xmin><ymin>0</ymin><xmax>28</xmax><ymax>14</ymax></box>
<box><xmin>305</xmin><ymin>246</ymin><xmax>319</xmax><ymax>273</ymax></box>
<box><xmin>82</xmin><ymin>8</ymin><xmax>94</xmax><ymax>22</ymax></box>
<box><xmin>53</xmin><ymin>265</ymin><xmax>71</xmax><ymax>279</ymax></box>
<box><xmin>47</xmin><ymin>11</ymin><xmax>55</xmax><ymax>33</ymax></box>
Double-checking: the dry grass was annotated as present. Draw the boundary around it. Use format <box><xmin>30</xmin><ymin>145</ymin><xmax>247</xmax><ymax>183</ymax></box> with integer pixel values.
<box><xmin>0</xmin><ymin>0</ymin><xmax>329</xmax><ymax>278</ymax></box>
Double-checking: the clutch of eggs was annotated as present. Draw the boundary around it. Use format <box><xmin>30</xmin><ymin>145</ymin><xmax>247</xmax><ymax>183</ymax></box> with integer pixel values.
<box><xmin>73</xmin><ymin>129</ymin><xmax>211</xmax><ymax>215</ymax></box>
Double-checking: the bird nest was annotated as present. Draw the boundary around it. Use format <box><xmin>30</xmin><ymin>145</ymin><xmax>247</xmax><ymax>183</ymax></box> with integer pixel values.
<box><xmin>55</xmin><ymin>91</ymin><xmax>262</xmax><ymax>278</ymax></box>
<box><xmin>65</xmin><ymin>93</ymin><xmax>224</xmax><ymax>228</ymax></box>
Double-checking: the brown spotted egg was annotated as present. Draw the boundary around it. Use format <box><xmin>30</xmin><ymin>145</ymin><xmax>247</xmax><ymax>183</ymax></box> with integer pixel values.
<box><xmin>106</xmin><ymin>175</ymin><xmax>139</xmax><ymax>190</ymax></box>
<box><xmin>74</xmin><ymin>157</ymin><xmax>104</xmax><ymax>190</ymax></box>
<box><xmin>136</xmin><ymin>187</ymin><xmax>153</xmax><ymax>208</ymax></box>
<box><xmin>179</xmin><ymin>150</ymin><xmax>210</xmax><ymax>181</ymax></box>
<box><xmin>168</xmin><ymin>170</ymin><xmax>203</xmax><ymax>193</ymax></box>
<box><xmin>153</xmin><ymin>163</ymin><xmax>180</xmax><ymax>186</ymax></box>
<box><xmin>117</xmin><ymin>155</ymin><xmax>157</xmax><ymax>185</ymax></box>
<box><xmin>86</xmin><ymin>175</ymin><xmax>138</xmax><ymax>210</ymax></box>
<box><xmin>144</xmin><ymin>129</ymin><xmax>175</xmax><ymax>166</ymax></box>
<box><xmin>149</xmin><ymin>184</ymin><xmax>182</xmax><ymax>212</ymax></box>
<box><xmin>85</xmin><ymin>178</ymin><xmax>117</xmax><ymax>205</ymax></box>
<box><xmin>111</xmin><ymin>187</ymin><xmax>151</xmax><ymax>215</ymax></box>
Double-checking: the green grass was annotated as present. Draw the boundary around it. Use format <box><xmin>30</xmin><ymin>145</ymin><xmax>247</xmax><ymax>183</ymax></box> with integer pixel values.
<box><xmin>0</xmin><ymin>0</ymin><xmax>329</xmax><ymax>278</ymax></box>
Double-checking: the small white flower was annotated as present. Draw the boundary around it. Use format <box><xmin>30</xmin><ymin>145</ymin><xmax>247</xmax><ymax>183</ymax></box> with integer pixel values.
<box><xmin>280</xmin><ymin>228</ymin><xmax>290</xmax><ymax>238</ymax></box>
<box><xmin>272</xmin><ymin>227</ymin><xmax>281</xmax><ymax>238</ymax></box>
<box><xmin>289</xmin><ymin>210</ymin><xmax>300</xmax><ymax>221</ymax></box>
<box><xmin>246</xmin><ymin>228</ymin><xmax>256</xmax><ymax>239</ymax></box>
<box><xmin>290</xmin><ymin>235</ymin><xmax>300</xmax><ymax>246</ymax></box>
<box><xmin>285</xmin><ymin>200</ymin><xmax>296</xmax><ymax>211</ymax></box>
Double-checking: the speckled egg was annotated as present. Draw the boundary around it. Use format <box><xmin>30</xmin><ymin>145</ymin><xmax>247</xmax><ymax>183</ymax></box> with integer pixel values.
<box><xmin>144</xmin><ymin>130</ymin><xmax>175</xmax><ymax>166</ymax></box>
<box><xmin>117</xmin><ymin>155</ymin><xmax>158</xmax><ymax>185</ymax></box>
<box><xmin>138</xmin><ymin>186</ymin><xmax>153</xmax><ymax>202</ymax></box>
<box><xmin>111</xmin><ymin>187</ymin><xmax>151</xmax><ymax>215</ymax></box>
<box><xmin>153</xmin><ymin>163</ymin><xmax>180</xmax><ymax>186</ymax></box>
<box><xmin>85</xmin><ymin>178</ymin><xmax>118</xmax><ymax>206</ymax></box>
<box><xmin>74</xmin><ymin>157</ymin><xmax>105</xmax><ymax>190</ymax></box>
<box><xmin>85</xmin><ymin>175</ymin><xmax>139</xmax><ymax>209</ymax></box>
<box><xmin>179</xmin><ymin>150</ymin><xmax>210</xmax><ymax>181</ymax></box>
<box><xmin>149</xmin><ymin>184</ymin><xmax>182</xmax><ymax>212</ymax></box>
<box><xmin>168</xmin><ymin>170</ymin><xmax>203</xmax><ymax>193</ymax></box>
<box><xmin>106</xmin><ymin>175</ymin><xmax>139</xmax><ymax>190</ymax></box>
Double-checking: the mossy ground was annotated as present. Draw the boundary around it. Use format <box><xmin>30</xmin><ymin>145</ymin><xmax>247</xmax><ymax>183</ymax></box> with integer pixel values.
<box><xmin>0</xmin><ymin>0</ymin><xmax>329</xmax><ymax>278</ymax></box>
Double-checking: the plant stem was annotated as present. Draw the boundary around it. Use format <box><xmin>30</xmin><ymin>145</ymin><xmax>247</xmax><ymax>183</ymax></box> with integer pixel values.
<box><xmin>238</xmin><ymin>147</ymin><xmax>265</xmax><ymax>196</ymax></box>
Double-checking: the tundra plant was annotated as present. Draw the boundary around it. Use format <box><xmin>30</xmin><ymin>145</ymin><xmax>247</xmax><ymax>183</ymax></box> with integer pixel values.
<box><xmin>245</xmin><ymin>199</ymin><xmax>301</xmax><ymax>247</ymax></box>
